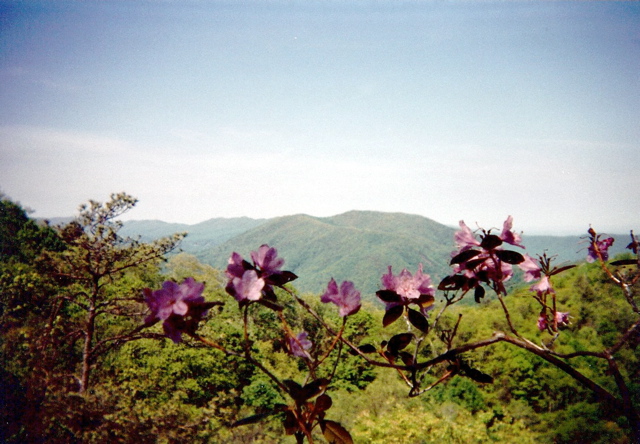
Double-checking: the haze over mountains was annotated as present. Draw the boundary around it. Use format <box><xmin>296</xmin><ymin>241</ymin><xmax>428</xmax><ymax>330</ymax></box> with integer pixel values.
<box><xmin>116</xmin><ymin>211</ymin><xmax>631</xmax><ymax>296</ymax></box>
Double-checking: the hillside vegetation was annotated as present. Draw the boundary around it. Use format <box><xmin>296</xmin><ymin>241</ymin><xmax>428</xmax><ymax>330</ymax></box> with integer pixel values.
<box><xmin>2</xmin><ymin>195</ymin><xmax>639</xmax><ymax>443</ymax></box>
<box><xmin>120</xmin><ymin>211</ymin><xmax>630</xmax><ymax>295</ymax></box>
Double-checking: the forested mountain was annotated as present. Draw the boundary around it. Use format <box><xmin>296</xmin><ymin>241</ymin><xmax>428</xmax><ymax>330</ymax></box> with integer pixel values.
<box><xmin>120</xmin><ymin>217</ymin><xmax>266</xmax><ymax>251</ymax></box>
<box><xmin>118</xmin><ymin>211</ymin><xmax>630</xmax><ymax>295</ymax></box>
<box><xmin>198</xmin><ymin>211</ymin><xmax>455</xmax><ymax>295</ymax></box>
<box><xmin>5</xmin><ymin>196</ymin><xmax>639</xmax><ymax>443</ymax></box>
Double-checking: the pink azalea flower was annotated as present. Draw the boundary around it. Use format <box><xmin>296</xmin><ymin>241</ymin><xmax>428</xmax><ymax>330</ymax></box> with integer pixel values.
<box><xmin>587</xmin><ymin>235</ymin><xmax>614</xmax><ymax>263</ymax></box>
<box><xmin>537</xmin><ymin>314</ymin><xmax>548</xmax><ymax>331</ymax></box>
<box><xmin>230</xmin><ymin>270</ymin><xmax>265</xmax><ymax>302</ymax></box>
<box><xmin>251</xmin><ymin>244</ymin><xmax>285</xmax><ymax>275</ymax></box>
<box><xmin>382</xmin><ymin>264</ymin><xmax>435</xmax><ymax>300</ymax></box>
<box><xmin>530</xmin><ymin>275</ymin><xmax>554</xmax><ymax>296</ymax></box>
<box><xmin>321</xmin><ymin>278</ymin><xmax>361</xmax><ymax>317</ymax></box>
<box><xmin>225</xmin><ymin>245</ymin><xmax>296</xmax><ymax>304</ymax></box>
<box><xmin>144</xmin><ymin>278</ymin><xmax>205</xmax><ymax>323</ymax></box>
<box><xmin>519</xmin><ymin>254</ymin><xmax>541</xmax><ymax>282</ymax></box>
<box><xmin>288</xmin><ymin>331</ymin><xmax>313</xmax><ymax>358</ymax></box>
<box><xmin>555</xmin><ymin>311</ymin><xmax>570</xmax><ymax>327</ymax></box>
<box><xmin>143</xmin><ymin>278</ymin><xmax>210</xmax><ymax>343</ymax></box>
<box><xmin>226</xmin><ymin>252</ymin><xmax>246</xmax><ymax>279</ymax></box>
<box><xmin>500</xmin><ymin>215</ymin><xmax>524</xmax><ymax>248</ymax></box>
<box><xmin>447</xmin><ymin>217</ymin><xmax>527</xmax><ymax>297</ymax></box>
<box><xmin>454</xmin><ymin>220</ymin><xmax>481</xmax><ymax>251</ymax></box>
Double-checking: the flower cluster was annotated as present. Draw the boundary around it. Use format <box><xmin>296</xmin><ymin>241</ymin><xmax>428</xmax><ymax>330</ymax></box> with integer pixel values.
<box><xmin>537</xmin><ymin>311</ymin><xmax>570</xmax><ymax>332</ymax></box>
<box><xmin>586</xmin><ymin>228</ymin><xmax>615</xmax><ymax>263</ymax></box>
<box><xmin>288</xmin><ymin>331</ymin><xmax>313</xmax><ymax>359</ymax></box>
<box><xmin>376</xmin><ymin>264</ymin><xmax>435</xmax><ymax>331</ymax></box>
<box><xmin>143</xmin><ymin>278</ymin><xmax>219</xmax><ymax>343</ymax></box>
<box><xmin>225</xmin><ymin>244</ymin><xmax>297</xmax><ymax>305</ymax></box>
<box><xmin>440</xmin><ymin>216</ymin><xmax>528</xmax><ymax>298</ymax></box>
<box><xmin>524</xmin><ymin>252</ymin><xmax>577</xmax><ymax>332</ymax></box>
<box><xmin>321</xmin><ymin>278</ymin><xmax>362</xmax><ymax>317</ymax></box>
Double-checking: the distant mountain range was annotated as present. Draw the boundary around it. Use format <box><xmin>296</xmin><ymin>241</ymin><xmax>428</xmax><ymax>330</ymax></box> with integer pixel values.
<box><xmin>114</xmin><ymin>211</ymin><xmax>632</xmax><ymax>296</ymax></box>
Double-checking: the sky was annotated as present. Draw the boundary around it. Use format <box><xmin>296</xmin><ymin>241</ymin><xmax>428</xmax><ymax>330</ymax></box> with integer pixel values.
<box><xmin>1</xmin><ymin>1</ymin><xmax>638</xmax><ymax>235</ymax></box>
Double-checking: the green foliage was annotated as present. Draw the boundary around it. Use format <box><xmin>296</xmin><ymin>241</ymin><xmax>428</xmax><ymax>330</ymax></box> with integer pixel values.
<box><xmin>436</xmin><ymin>261</ymin><xmax>639</xmax><ymax>442</ymax></box>
<box><xmin>2</xmin><ymin>196</ymin><xmax>639</xmax><ymax>442</ymax></box>
<box><xmin>431</xmin><ymin>375</ymin><xmax>487</xmax><ymax>414</ymax></box>
<box><xmin>0</xmin><ymin>196</ymin><xmax>65</xmax><ymax>263</ymax></box>
<box><xmin>128</xmin><ymin>210</ymin><xmax>631</xmax><ymax>297</ymax></box>
<box><xmin>200</xmin><ymin>211</ymin><xmax>455</xmax><ymax>295</ymax></box>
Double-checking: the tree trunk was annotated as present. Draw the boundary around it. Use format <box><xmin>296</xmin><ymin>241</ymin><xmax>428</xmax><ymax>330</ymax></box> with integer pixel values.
<box><xmin>79</xmin><ymin>307</ymin><xmax>96</xmax><ymax>393</ymax></box>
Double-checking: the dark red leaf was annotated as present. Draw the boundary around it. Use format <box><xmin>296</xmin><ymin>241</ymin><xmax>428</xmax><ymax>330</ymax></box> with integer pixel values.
<box><xmin>450</xmin><ymin>249</ymin><xmax>482</xmax><ymax>265</ymax></box>
<box><xmin>382</xmin><ymin>305</ymin><xmax>404</xmax><ymax>327</ymax></box>
<box><xmin>357</xmin><ymin>344</ymin><xmax>377</xmax><ymax>354</ymax></box>
<box><xmin>474</xmin><ymin>285</ymin><xmax>485</xmax><ymax>303</ymax></box>
<box><xmin>376</xmin><ymin>289</ymin><xmax>401</xmax><ymax>303</ymax></box>
<box><xmin>232</xmin><ymin>406</ymin><xmax>285</xmax><ymax>427</ymax></box>
<box><xmin>549</xmin><ymin>264</ymin><xmax>576</xmax><ymax>275</ymax></box>
<box><xmin>438</xmin><ymin>274</ymin><xmax>468</xmax><ymax>291</ymax></box>
<box><xmin>417</xmin><ymin>293</ymin><xmax>435</xmax><ymax>308</ymax></box>
<box><xmin>610</xmin><ymin>259</ymin><xmax>637</xmax><ymax>266</ymax></box>
<box><xmin>399</xmin><ymin>351</ymin><xmax>414</xmax><ymax>366</ymax></box>
<box><xmin>388</xmin><ymin>333</ymin><xmax>414</xmax><ymax>353</ymax></box>
<box><xmin>283</xmin><ymin>410</ymin><xmax>298</xmax><ymax>435</ymax></box>
<box><xmin>320</xmin><ymin>420</ymin><xmax>354</xmax><ymax>444</ymax></box>
<box><xmin>283</xmin><ymin>379</ymin><xmax>303</xmax><ymax>399</ymax></box>
<box><xmin>461</xmin><ymin>362</ymin><xmax>494</xmax><ymax>384</ymax></box>
<box><xmin>407</xmin><ymin>308</ymin><xmax>429</xmax><ymax>333</ymax></box>
<box><xmin>465</xmin><ymin>258</ymin><xmax>487</xmax><ymax>270</ymax></box>
<box><xmin>299</xmin><ymin>378</ymin><xmax>329</xmax><ymax>401</ymax></box>
<box><xmin>480</xmin><ymin>234</ymin><xmax>503</xmax><ymax>250</ymax></box>
<box><xmin>257</xmin><ymin>298</ymin><xmax>283</xmax><ymax>312</ymax></box>
<box><xmin>495</xmin><ymin>249</ymin><xmax>525</xmax><ymax>264</ymax></box>
<box><xmin>315</xmin><ymin>394</ymin><xmax>333</xmax><ymax>413</ymax></box>
<box><xmin>267</xmin><ymin>270</ymin><xmax>298</xmax><ymax>286</ymax></box>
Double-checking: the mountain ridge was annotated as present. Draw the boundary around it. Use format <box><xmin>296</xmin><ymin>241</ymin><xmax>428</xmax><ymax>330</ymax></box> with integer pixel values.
<box><xmin>47</xmin><ymin>211</ymin><xmax>631</xmax><ymax>296</ymax></box>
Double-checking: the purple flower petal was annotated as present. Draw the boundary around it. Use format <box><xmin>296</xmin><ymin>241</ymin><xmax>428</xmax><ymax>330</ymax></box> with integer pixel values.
<box><xmin>500</xmin><ymin>215</ymin><xmax>524</xmax><ymax>248</ymax></box>
<box><xmin>251</xmin><ymin>244</ymin><xmax>285</xmax><ymax>275</ymax></box>
<box><xmin>231</xmin><ymin>270</ymin><xmax>265</xmax><ymax>302</ymax></box>
<box><xmin>289</xmin><ymin>331</ymin><xmax>313</xmax><ymax>358</ymax></box>
<box><xmin>321</xmin><ymin>278</ymin><xmax>361</xmax><ymax>317</ymax></box>
<box><xmin>454</xmin><ymin>220</ymin><xmax>481</xmax><ymax>251</ymax></box>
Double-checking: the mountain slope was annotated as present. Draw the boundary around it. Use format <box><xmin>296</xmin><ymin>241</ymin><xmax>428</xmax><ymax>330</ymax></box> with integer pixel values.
<box><xmin>198</xmin><ymin>211</ymin><xmax>456</xmax><ymax>296</ymax></box>
<box><xmin>120</xmin><ymin>217</ymin><xmax>266</xmax><ymax>252</ymax></box>
<box><xmin>116</xmin><ymin>212</ymin><xmax>631</xmax><ymax>297</ymax></box>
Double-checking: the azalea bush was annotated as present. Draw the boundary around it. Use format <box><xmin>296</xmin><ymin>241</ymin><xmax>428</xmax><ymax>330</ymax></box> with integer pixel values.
<box><xmin>142</xmin><ymin>217</ymin><xmax>640</xmax><ymax>443</ymax></box>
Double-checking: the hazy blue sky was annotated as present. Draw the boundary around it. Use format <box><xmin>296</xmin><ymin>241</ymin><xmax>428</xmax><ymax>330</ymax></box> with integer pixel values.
<box><xmin>1</xmin><ymin>1</ymin><xmax>638</xmax><ymax>234</ymax></box>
